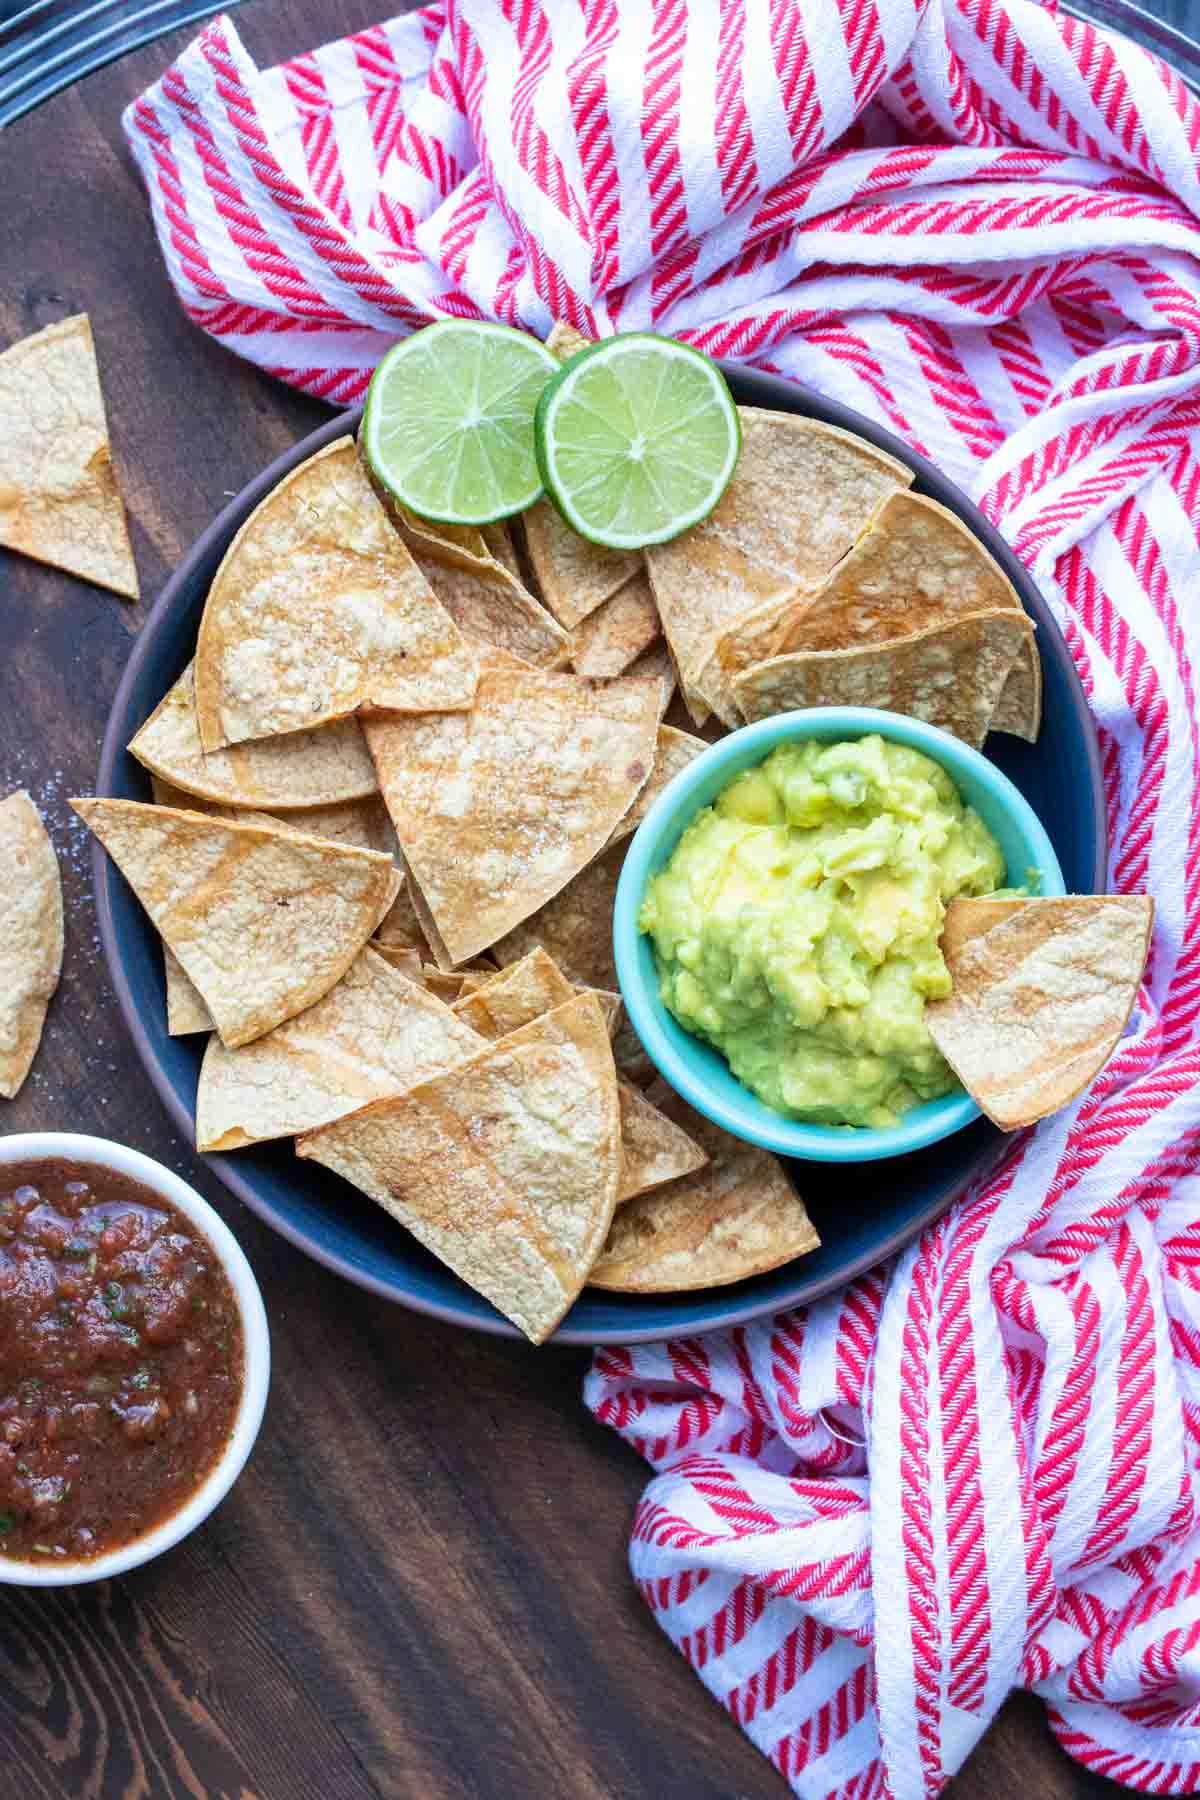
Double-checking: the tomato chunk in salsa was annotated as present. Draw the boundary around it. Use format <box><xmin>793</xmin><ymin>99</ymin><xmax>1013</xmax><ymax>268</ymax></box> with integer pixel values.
<box><xmin>0</xmin><ymin>1159</ymin><xmax>244</xmax><ymax>1563</ymax></box>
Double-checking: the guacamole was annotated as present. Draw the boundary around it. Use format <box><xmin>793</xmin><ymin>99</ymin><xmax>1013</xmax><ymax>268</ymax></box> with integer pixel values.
<box><xmin>639</xmin><ymin>735</ymin><xmax>1007</xmax><ymax>1128</ymax></box>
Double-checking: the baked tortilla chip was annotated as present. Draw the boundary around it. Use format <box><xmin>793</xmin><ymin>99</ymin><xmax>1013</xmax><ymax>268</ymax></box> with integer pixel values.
<box><xmin>990</xmin><ymin>641</ymin><xmax>1043</xmax><ymax>743</ymax></box>
<box><xmin>452</xmin><ymin>946</ymin><xmax>575</xmax><ymax>1038</ymax></box>
<box><xmin>386</xmin><ymin>504</ymin><xmax>493</xmax><ymax>571</ymax></box>
<box><xmin>544</xmin><ymin>320</ymin><xmax>591</xmax><ymax>361</ymax></box>
<box><xmin>414</xmin><ymin>549</ymin><xmax>569</xmax><ymax>669</ymax></box>
<box><xmin>647</xmin><ymin>410</ymin><xmax>911</xmax><ymax>723</ymax></box>
<box><xmin>451</xmin><ymin>956</ymin><xmax>620</xmax><ymax>1036</ymax></box>
<box><xmin>523</xmin><ymin>321</ymin><xmax>642</xmax><ymax>629</ymax></box>
<box><xmin>939</xmin><ymin>895</ymin><xmax>1025</xmax><ymax>963</ymax></box>
<box><xmin>196</xmin><ymin>944</ymin><xmax>483</xmax><ymax>1151</ymax></box>
<box><xmin>927</xmin><ymin>895</ymin><xmax>1153</xmax><ymax>1129</ymax></box>
<box><xmin>493</xmin><ymin>838</ymin><xmax>628</xmax><ymax>992</ymax></box>
<box><xmin>0</xmin><ymin>791</ymin><xmax>63</xmax><ymax>1097</ymax></box>
<box><xmin>0</xmin><ymin>315</ymin><xmax>138</xmax><ymax>600</ymax></box>
<box><xmin>525</xmin><ymin>500</ymin><xmax>642</xmax><ymax>628</ymax></box>
<box><xmin>297</xmin><ymin>993</ymin><xmax>621</xmax><ymax>1343</ymax></box>
<box><xmin>615</xmin><ymin>641</ymin><xmax>676</xmax><ymax>723</ymax></box>
<box><xmin>481</xmin><ymin>522</ymin><xmax>522</xmax><ymax>579</ymax></box>
<box><xmin>372</xmin><ymin>871</ymin><xmax>431</xmax><ymax>955</ymax></box>
<box><xmin>448</xmin><ymin>949</ymin><xmax>667</xmax><ymax>1188</ymax></box>
<box><xmin>570</xmin><ymin>569</ymin><xmax>661</xmax><ymax>680</ymax></box>
<box><xmin>163</xmin><ymin>944</ymin><xmax>213</xmax><ymax>1036</ymax></box>
<box><xmin>194</xmin><ymin>437</ymin><xmax>477</xmax><ymax>749</ymax></box>
<box><xmin>365</xmin><ymin>670</ymin><xmax>658</xmax><ymax>964</ymax></box>
<box><xmin>149</xmin><ymin>777</ymin><xmax>217</xmax><ymax>1033</ymax></box>
<box><xmin>731</xmin><ymin>611</ymin><xmax>1034</xmax><ymax>749</ymax></box>
<box><xmin>72</xmin><ymin>799</ymin><xmax>398</xmax><ymax>1048</ymax></box>
<box><xmin>369</xmin><ymin>942</ymin><xmax>424</xmax><ymax>981</ymax></box>
<box><xmin>590</xmin><ymin>1084</ymin><xmax>818</xmax><ymax>1291</ymax></box>
<box><xmin>129</xmin><ymin>663</ymin><xmax>378</xmax><ymax>810</ymax></box>
<box><xmin>147</xmin><ymin>775</ymin><xmax>400</xmax><ymax>1031</ymax></box>
<box><xmin>616</xmin><ymin>1078</ymin><xmax>707</xmax><ymax>1204</ymax></box>
<box><xmin>608</xmin><ymin>724</ymin><xmax>708</xmax><ymax>846</ymax></box>
<box><xmin>714</xmin><ymin>491</ymin><xmax>1042</xmax><ymax>739</ymax></box>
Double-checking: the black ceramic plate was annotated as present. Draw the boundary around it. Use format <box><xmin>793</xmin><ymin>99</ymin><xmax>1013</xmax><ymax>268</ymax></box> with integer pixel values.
<box><xmin>95</xmin><ymin>366</ymin><xmax>1106</xmax><ymax>1344</ymax></box>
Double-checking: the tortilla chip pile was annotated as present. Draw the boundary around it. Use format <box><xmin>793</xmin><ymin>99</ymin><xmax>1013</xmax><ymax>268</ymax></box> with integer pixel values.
<box><xmin>73</xmin><ymin>327</ymin><xmax>1097</xmax><ymax>1334</ymax></box>
<box><xmin>0</xmin><ymin>791</ymin><xmax>63</xmax><ymax>1098</ymax></box>
<box><xmin>73</xmin><ymin>405</ymin><xmax>837</xmax><ymax>1337</ymax></box>
<box><xmin>0</xmin><ymin>314</ymin><xmax>139</xmax><ymax>600</ymax></box>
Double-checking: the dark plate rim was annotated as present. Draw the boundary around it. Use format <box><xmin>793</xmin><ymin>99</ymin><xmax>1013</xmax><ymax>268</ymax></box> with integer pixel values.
<box><xmin>95</xmin><ymin>373</ymin><xmax>1106</xmax><ymax>1345</ymax></box>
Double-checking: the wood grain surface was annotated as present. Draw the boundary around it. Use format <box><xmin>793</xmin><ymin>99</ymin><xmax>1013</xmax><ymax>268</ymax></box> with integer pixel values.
<box><xmin>0</xmin><ymin>8</ymin><xmax>1126</xmax><ymax>1796</ymax></box>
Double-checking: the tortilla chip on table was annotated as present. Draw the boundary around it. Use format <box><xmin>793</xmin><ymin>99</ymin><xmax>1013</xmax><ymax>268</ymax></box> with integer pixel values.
<box><xmin>0</xmin><ymin>314</ymin><xmax>139</xmax><ymax>600</ymax></box>
<box><xmin>0</xmin><ymin>791</ymin><xmax>63</xmax><ymax>1098</ymax></box>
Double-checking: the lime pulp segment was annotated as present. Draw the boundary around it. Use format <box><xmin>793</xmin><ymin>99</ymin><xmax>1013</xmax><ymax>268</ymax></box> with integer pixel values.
<box><xmin>534</xmin><ymin>335</ymin><xmax>741</xmax><ymax>549</ymax></box>
<box><xmin>363</xmin><ymin>321</ymin><xmax>559</xmax><ymax>524</ymax></box>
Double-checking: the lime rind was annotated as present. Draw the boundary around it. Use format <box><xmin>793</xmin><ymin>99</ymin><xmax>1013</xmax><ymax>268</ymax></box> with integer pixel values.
<box><xmin>363</xmin><ymin>321</ymin><xmax>558</xmax><ymax>525</ymax></box>
<box><xmin>534</xmin><ymin>334</ymin><xmax>741</xmax><ymax>549</ymax></box>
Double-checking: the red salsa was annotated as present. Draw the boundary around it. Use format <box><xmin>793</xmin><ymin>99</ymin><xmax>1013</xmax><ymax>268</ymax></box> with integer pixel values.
<box><xmin>0</xmin><ymin>1159</ymin><xmax>244</xmax><ymax>1564</ymax></box>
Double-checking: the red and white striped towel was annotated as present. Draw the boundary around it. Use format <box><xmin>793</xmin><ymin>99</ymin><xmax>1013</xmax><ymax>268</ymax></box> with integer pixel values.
<box><xmin>125</xmin><ymin>4</ymin><xmax>1200</xmax><ymax>1793</ymax></box>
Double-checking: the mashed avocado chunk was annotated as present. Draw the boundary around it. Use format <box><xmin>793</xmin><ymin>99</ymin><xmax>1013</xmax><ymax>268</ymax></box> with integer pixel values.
<box><xmin>639</xmin><ymin>735</ymin><xmax>1006</xmax><ymax>1128</ymax></box>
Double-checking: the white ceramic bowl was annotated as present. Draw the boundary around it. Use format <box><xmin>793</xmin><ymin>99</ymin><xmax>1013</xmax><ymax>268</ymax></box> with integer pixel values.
<box><xmin>0</xmin><ymin>1133</ymin><xmax>270</xmax><ymax>1586</ymax></box>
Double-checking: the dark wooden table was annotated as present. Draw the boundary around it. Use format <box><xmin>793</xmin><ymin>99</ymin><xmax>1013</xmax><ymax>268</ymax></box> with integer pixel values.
<box><xmin>0</xmin><ymin>7</ymin><xmax>1129</xmax><ymax>1795</ymax></box>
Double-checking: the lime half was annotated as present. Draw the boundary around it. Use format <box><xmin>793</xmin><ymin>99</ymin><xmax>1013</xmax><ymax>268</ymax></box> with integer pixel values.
<box><xmin>534</xmin><ymin>333</ymin><xmax>740</xmax><ymax>549</ymax></box>
<box><xmin>363</xmin><ymin>321</ymin><xmax>558</xmax><ymax>524</ymax></box>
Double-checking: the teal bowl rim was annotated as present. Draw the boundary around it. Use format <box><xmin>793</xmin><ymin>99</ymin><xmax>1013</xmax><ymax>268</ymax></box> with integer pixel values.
<box><xmin>613</xmin><ymin>708</ymin><xmax>1067</xmax><ymax>1163</ymax></box>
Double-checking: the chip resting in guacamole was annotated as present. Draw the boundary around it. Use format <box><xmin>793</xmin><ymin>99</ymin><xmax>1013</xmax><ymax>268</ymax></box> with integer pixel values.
<box><xmin>638</xmin><ymin>735</ymin><xmax>1007</xmax><ymax>1127</ymax></box>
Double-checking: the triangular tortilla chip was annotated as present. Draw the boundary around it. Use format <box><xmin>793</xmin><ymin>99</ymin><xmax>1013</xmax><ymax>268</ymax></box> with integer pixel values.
<box><xmin>646</xmin><ymin>410</ymin><xmax>911</xmax><ymax>723</ymax></box>
<box><xmin>163</xmin><ymin>943</ymin><xmax>213</xmax><ymax>1036</ymax></box>
<box><xmin>147</xmin><ymin>775</ymin><xmax>401</xmax><ymax>1032</ymax></box>
<box><xmin>369</xmin><ymin>942</ymin><xmax>424</xmax><ymax>981</ymax></box>
<box><xmin>481</xmin><ymin>522</ymin><xmax>522</xmax><ymax>579</ymax></box>
<box><xmin>990</xmin><ymin>640</ymin><xmax>1043</xmax><ymax>742</ymax></box>
<box><xmin>194</xmin><ymin>437</ymin><xmax>478</xmax><ymax>749</ymax></box>
<box><xmin>544</xmin><ymin>320</ymin><xmax>591</xmax><ymax>361</ymax></box>
<box><xmin>570</xmin><ymin>569</ymin><xmax>661</xmax><ymax>680</ymax></box>
<box><xmin>452</xmin><ymin>946</ymin><xmax>576</xmax><ymax>1038</ymax></box>
<box><xmin>451</xmin><ymin>954</ymin><xmax>620</xmax><ymax>1038</ymax></box>
<box><xmin>0</xmin><ymin>315</ymin><xmax>138</xmax><ymax>600</ymax></box>
<box><xmin>0</xmin><ymin>791</ymin><xmax>63</xmax><ymax>1096</ymax></box>
<box><xmin>589</xmin><ymin>1084</ymin><xmax>818</xmax><ymax>1291</ymax></box>
<box><xmin>372</xmin><ymin>871</ymin><xmax>431</xmax><ymax>955</ymax></box>
<box><xmin>715</xmin><ymin>491</ymin><xmax>1031</xmax><ymax>691</ymax></box>
<box><xmin>149</xmin><ymin>777</ymin><xmax>218</xmax><ymax>1033</ymax></box>
<box><xmin>386</xmin><ymin>504</ymin><xmax>494</xmax><ymax>571</ymax></box>
<box><xmin>493</xmin><ymin>838</ymin><xmax>628</xmax><ymax>992</ymax></box>
<box><xmin>614</xmin><ymin>641</ymin><xmax>676</xmax><ymax>722</ymax></box>
<box><xmin>196</xmin><ymin>945</ymin><xmax>483</xmax><ymax>1150</ymax></box>
<box><xmin>522</xmin><ymin>320</ymin><xmax>642</xmax><ymax>629</ymax></box>
<box><xmin>130</xmin><ymin>663</ymin><xmax>379</xmax><ymax>810</ymax></box>
<box><xmin>415</xmin><ymin>551</ymin><xmax>569</xmax><ymax>668</ymax></box>
<box><xmin>73</xmin><ymin>799</ymin><xmax>399</xmax><ymax>1048</ymax></box>
<box><xmin>297</xmin><ymin>993</ymin><xmax>621</xmax><ymax>1342</ymax></box>
<box><xmin>364</xmin><ymin>670</ymin><xmax>658</xmax><ymax>964</ymax></box>
<box><xmin>731</xmin><ymin>611</ymin><xmax>1034</xmax><ymax>749</ymax></box>
<box><xmin>939</xmin><ymin>895</ymin><xmax>1025</xmax><ymax>964</ymax></box>
<box><xmin>613</xmin><ymin>1014</ymin><xmax>654</xmax><ymax>1087</ymax></box>
<box><xmin>524</xmin><ymin>500</ymin><xmax>642</xmax><ymax>628</ymax></box>
<box><xmin>608</xmin><ymin>724</ymin><xmax>708</xmax><ymax>847</ymax></box>
<box><xmin>616</xmin><ymin>1078</ymin><xmax>708</xmax><ymax>1204</ymax></box>
<box><xmin>926</xmin><ymin>894</ymin><xmax>1153</xmax><ymax>1129</ymax></box>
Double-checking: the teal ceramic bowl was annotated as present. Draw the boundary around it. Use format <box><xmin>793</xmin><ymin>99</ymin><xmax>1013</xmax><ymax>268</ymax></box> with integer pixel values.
<box><xmin>614</xmin><ymin>708</ymin><xmax>1066</xmax><ymax>1162</ymax></box>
